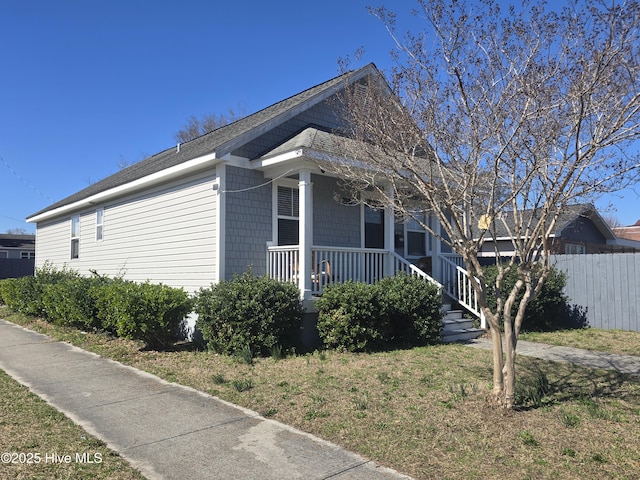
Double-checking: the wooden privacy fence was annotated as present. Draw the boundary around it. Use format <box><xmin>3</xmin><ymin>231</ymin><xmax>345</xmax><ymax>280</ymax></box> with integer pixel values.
<box><xmin>0</xmin><ymin>259</ymin><xmax>35</xmax><ymax>279</ymax></box>
<box><xmin>550</xmin><ymin>253</ymin><xmax>640</xmax><ymax>332</ymax></box>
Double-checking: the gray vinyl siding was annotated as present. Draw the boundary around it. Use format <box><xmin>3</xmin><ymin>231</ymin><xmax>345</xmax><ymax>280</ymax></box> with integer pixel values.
<box><xmin>35</xmin><ymin>171</ymin><xmax>218</xmax><ymax>294</ymax></box>
<box><xmin>312</xmin><ymin>174</ymin><xmax>360</xmax><ymax>247</ymax></box>
<box><xmin>224</xmin><ymin>166</ymin><xmax>272</xmax><ymax>279</ymax></box>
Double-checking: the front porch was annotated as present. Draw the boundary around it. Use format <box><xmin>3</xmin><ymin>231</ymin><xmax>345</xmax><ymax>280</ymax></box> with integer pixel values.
<box><xmin>267</xmin><ymin>244</ymin><xmax>486</xmax><ymax>331</ymax></box>
<box><xmin>262</xmin><ymin>167</ymin><xmax>485</xmax><ymax>334</ymax></box>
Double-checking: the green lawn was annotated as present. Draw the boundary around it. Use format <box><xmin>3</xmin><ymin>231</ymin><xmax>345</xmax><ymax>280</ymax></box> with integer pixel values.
<box><xmin>2</xmin><ymin>305</ymin><xmax>640</xmax><ymax>479</ymax></box>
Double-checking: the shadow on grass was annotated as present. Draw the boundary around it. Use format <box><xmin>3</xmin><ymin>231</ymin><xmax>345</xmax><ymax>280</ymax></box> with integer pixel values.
<box><xmin>515</xmin><ymin>357</ymin><xmax>640</xmax><ymax>410</ymax></box>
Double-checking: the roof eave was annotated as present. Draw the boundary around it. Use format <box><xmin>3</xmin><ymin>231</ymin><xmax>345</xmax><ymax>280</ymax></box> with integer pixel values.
<box><xmin>27</xmin><ymin>152</ymin><xmax>219</xmax><ymax>224</ymax></box>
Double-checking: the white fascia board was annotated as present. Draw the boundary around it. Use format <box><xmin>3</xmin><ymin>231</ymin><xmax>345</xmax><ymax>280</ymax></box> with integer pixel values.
<box><xmin>608</xmin><ymin>237</ymin><xmax>640</xmax><ymax>249</ymax></box>
<box><xmin>27</xmin><ymin>152</ymin><xmax>219</xmax><ymax>224</ymax></box>
<box><xmin>253</xmin><ymin>150</ymin><xmax>305</xmax><ymax>170</ymax></box>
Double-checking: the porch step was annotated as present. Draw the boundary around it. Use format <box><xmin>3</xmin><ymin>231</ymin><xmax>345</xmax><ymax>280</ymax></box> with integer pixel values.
<box><xmin>441</xmin><ymin>304</ymin><xmax>485</xmax><ymax>343</ymax></box>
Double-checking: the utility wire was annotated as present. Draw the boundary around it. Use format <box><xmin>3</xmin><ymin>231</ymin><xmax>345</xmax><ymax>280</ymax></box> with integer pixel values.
<box><xmin>1</xmin><ymin>156</ymin><xmax>54</xmax><ymax>202</ymax></box>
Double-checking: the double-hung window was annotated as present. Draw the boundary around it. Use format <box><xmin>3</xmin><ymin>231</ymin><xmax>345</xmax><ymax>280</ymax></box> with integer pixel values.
<box><xmin>70</xmin><ymin>215</ymin><xmax>80</xmax><ymax>259</ymax></box>
<box><xmin>277</xmin><ymin>186</ymin><xmax>299</xmax><ymax>245</ymax></box>
<box><xmin>21</xmin><ymin>251</ymin><xmax>35</xmax><ymax>259</ymax></box>
<box><xmin>96</xmin><ymin>208</ymin><xmax>104</xmax><ymax>241</ymax></box>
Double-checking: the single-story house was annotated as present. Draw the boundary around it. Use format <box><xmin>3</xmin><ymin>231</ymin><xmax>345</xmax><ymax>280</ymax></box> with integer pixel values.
<box><xmin>476</xmin><ymin>204</ymin><xmax>640</xmax><ymax>263</ymax></box>
<box><xmin>0</xmin><ymin>234</ymin><xmax>36</xmax><ymax>279</ymax></box>
<box><xmin>26</xmin><ymin>63</ymin><xmax>485</xmax><ymax>340</ymax></box>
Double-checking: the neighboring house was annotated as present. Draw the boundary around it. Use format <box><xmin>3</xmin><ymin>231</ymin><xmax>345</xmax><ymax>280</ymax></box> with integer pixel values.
<box><xmin>613</xmin><ymin>220</ymin><xmax>640</xmax><ymax>242</ymax></box>
<box><xmin>0</xmin><ymin>234</ymin><xmax>36</xmax><ymax>279</ymax></box>
<box><xmin>27</xmin><ymin>64</ymin><xmax>452</xmax><ymax>304</ymax></box>
<box><xmin>477</xmin><ymin>204</ymin><xmax>640</xmax><ymax>263</ymax></box>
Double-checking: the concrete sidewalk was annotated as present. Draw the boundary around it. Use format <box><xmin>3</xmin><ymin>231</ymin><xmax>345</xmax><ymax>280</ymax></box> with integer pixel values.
<box><xmin>465</xmin><ymin>337</ymin><xmax>640</xmax><ymax>375</ymax></box>
<box><xmin>0</xmin><ymin>319</ymin><xmax>410</xmax><ymax>480</ymax></box>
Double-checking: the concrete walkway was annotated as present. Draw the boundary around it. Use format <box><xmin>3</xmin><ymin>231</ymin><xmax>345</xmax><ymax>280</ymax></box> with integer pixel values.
<box><xmin>0</xmin><ymin>319</ymin><xmax>410</xmax><ymax>480</ymax></box>
<box><xmin>465</xmin><ymin>337</ymin><xmax>640</xmax><ymax>375</ymax></box>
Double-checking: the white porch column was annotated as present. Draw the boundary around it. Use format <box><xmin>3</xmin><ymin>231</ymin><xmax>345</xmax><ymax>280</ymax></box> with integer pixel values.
<box><xmin>384</xmin><ymin>184</ymin><xmax>395</xmax><ymax>277</ymax></box>
<box><xmin>298</xmin><ymin>170</ymin><xmax>313</xmax><ymax>300</ymax></box>
<box><xmin>431</xmin><ymin>214</ymin><xmax>442</xmax><ymax>283</ymax></box>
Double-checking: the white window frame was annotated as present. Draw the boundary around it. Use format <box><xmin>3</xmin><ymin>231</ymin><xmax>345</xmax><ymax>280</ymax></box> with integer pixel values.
<box><xmin>0</xmin><ymin>251</ymin><xmax>8</xmax><ymax>259</ymax></box>
<box><xmin>273</xmin><ymin>180</ymin><xmax>301</xmax><ymax>246</ymax></box>
<box><xmin>70</xmin><ymin>215</ymin><xmax>80</xmax><ymax>259</ymax></box>
<box><xmin>96</xmin><ymin>208</ymin><xmax>104</xmax><ymax>241</ymax></box>
<box><xmin>20</xmin><ymin>251</ymin><xmax>35</xmax><ymax>259</ymax></box>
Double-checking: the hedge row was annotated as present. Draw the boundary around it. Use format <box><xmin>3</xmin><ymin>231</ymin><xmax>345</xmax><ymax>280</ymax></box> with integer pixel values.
<box><xmin>0</xmin><ymin>266</ymin><xmax>191</xmax><ymax>350</ymax></box>
<box><xmin>0</xmin><ymin>267</ymin><xmax>445</xmax><ymax>355</ymax></box>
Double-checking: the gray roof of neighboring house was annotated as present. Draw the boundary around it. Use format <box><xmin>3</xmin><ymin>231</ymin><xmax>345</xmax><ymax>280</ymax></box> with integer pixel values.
<box><xmin>480</xmin><ymin>204</ymin><xmax>614</xmax><ymax>240</ymax></box>
<box><xmin>29</xmin><ymin>64</ymin><xmax>380</xmax><ymax>220</ymax></box>
<box><xmin>0</xmin><ymin>234</ymin><xmax>36</xmax><ymax>249</ymax></box>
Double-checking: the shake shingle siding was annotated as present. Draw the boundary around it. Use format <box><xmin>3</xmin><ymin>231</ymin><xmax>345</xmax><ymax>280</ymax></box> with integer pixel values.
<box><xmin>35</xmin><ymin>171</ymin><xmax>218</xmax><ymax>293</ymax></box>
<box><xmin>233</xmin><ymin>98</ymin><xmax>344</xmax><ymax>159</ymax></box>
<box><xmin>224</xmin><ymin>166</ymin><xmax>272</xmax><ymax>279</ymax></box>
<box><xmin>312</xmin><ymin>175</ymin><xmax>360</xmax><ymax>247</ymax></box>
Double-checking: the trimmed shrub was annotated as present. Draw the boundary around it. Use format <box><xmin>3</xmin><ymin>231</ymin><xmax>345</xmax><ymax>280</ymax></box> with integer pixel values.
<box><xmin>483</xmin><ymin>264</ymin><xmax>581</xmax><ymax>331</ymax></box>
<box><xmin>315</xmin><ymin>281</ymin><xmax>387</xmax><ymax>352</ymax></box>
<box><xmin>41</xmin><ymin>274</ymin><xmax>111</xmax><ymax>330</ymax></box>
<box><xmin>377</xmin><ymin>274</ymin><xmax>443</xmax><ymax>347</ymax></box>
<box><xmin>94</xmin><ymin>279</ymin><xmax>192</xmax><ymax>349</ymax></box>
<box><xmin>0</xmin><ymin>276</ymin><xmax>42</xmax><ymax>316</ymax></box>
<box><xmin>316</xmin><ymin>275</ymin><xmax>443</xmax><ymax>352</ymax></box>
<box><xmin>194</xmin><ymin>271</ymin><xmax>303</xmax><ymax>357</ymax></box>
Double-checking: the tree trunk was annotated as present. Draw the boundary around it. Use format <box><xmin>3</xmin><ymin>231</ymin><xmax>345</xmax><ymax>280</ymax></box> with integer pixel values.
<box><xmin>503</xmin><ymin>319</ymin><xmax>517</xmax><ymax>409</ymax></box>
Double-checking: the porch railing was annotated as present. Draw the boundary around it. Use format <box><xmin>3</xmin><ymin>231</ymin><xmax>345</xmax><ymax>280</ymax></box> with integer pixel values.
<box><xmin>267</xmin><ymin>245</ymin><xmax>440</xmax><ymax>295</ymax></box>
<box><xmin>267</xmin><ymin>245</ymin><xmax>484</xmax><ymax>328</ymax></box>
<box><xmin>438</xmin><ymin>255</ymin><xmax>486</xmax><ymax>328</ymax></box>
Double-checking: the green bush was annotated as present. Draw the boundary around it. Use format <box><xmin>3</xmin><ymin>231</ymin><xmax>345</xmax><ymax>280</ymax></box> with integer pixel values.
<box><xmin>315</xmin><ymin>281</ymin><xmax>387</xmax><ymax>352</ymax></box>
<box><xmin>41</xmin><ymin>274</ymin><xmax>111</xmax><ymax>330</ymax></box>
<box><xmin>483</xmin><ymin>264</ymin><xmax>579</xmax><ymax>331</ymax></box>
<box><xmin>194</xmin><ymin>271</ymin><xmax>303</xmax><ymax>357</ymax></box>
<box><xmin>0</xmin><ymin>276</ymin><xmax>42</xmax><ymax>316</ymax></box>
<box><xmin>94</xmin><ymin>279</ymin><xmax>192</xmax><ymax>349</ymax></box>
<box><xmin>377</xmin><ymin>275</ymin><xmax>443</xmax><ymax>347</ymax></box>
<box><xmin>316</xmin><ymin>275</ymin><xmax>443</xmax><ymax>352</ymax></box>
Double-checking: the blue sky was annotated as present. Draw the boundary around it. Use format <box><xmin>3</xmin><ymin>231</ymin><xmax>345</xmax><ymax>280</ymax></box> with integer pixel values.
<box><xmin>1</xmin><ymin>0</ymin><xmax>637</xmax><ymax>234</ymax></box>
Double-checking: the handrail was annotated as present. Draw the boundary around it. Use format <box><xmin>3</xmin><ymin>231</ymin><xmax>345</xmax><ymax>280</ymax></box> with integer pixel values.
<box><xmin>438</xmin><ymin>255</ymin><xmax>486</xmax><ymax>328</ymax></box>
<box><xmin>390</xmin><ymin>252</ymin><xmax>443</xmax><ymax>289</ymax></box>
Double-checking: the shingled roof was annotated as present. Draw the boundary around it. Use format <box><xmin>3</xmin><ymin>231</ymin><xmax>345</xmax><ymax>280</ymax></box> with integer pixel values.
<box><xmin>28</xmin><ymin>64</ymin><xmax>379</xmax><ymax>220</ymax></box>
<box><xmin>479</xmin><ymin>204</ymin><xmax>615</xmax><ymax>240</ymax></box>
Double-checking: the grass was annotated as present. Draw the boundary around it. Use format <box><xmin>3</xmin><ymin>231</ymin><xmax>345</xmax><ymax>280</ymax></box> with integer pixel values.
<box><xmin>0</xmin><ymin>368</ymin><xmax>144</xmax><ymax>480</ymax></box>
<box><xmin>2</xmin><ymin>305</ymin><xmax>640</xmax><ymax>479</ymax></box>
<box><xmin>519</xmin><ymin>328</ymin><xmax>640</xmax><ymax>356</ymax></box>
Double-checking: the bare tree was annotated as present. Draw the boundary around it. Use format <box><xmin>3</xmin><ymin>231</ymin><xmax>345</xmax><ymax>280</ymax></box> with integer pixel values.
<box><xmin>5</xmin><ymin>228</ymin><xmax>27</xmax><ymax>234</ymax></box>
<box><xmin>331</xmin><ymin>0</ymin><xmax>640</xmax><ymax>408</ymax></box>
<box><xmin>174</xmin><ymin>107</ymin><xmax>246</xmax><ymax>143</ymax></box>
